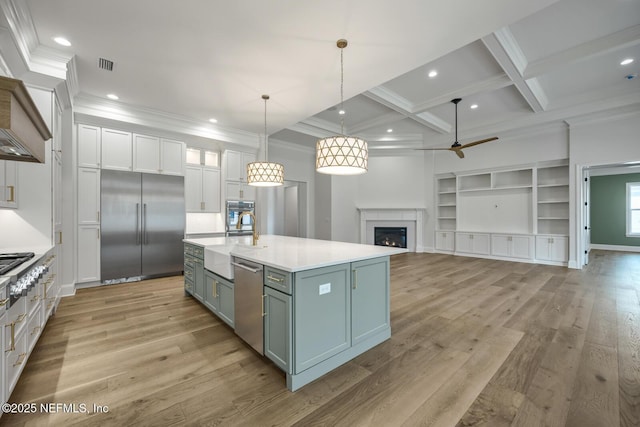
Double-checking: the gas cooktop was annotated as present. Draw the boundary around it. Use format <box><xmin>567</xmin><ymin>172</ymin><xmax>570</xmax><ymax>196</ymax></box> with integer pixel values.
<box><xmin>0</xmin><ymin>252</ymin><xmax>35</xmax><ymax>275</ymax></box>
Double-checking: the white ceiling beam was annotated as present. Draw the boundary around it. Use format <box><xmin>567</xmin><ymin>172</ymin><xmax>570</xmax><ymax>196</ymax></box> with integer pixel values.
<box><xmin>524</xmin><ymin>24</ymin><xmax>640</xmax><ymax>78</ymax></box>
<box><xmin>349</xmin><ymin>111</ymin><xmax>406</xmax><ymax>134</ymax></box>
<box><xmin>411</xmin><ymin>74</ymin><xmax>513</xmax><ymax>112</ymax></box>
<box><xmin>364</xmin><ymin>86</ymin><xmax>450</xmax><ymax>134</ymax></box>
<box><xmin>482</xmin><ymin>28</ymin><xmax>548</xmax><ymax>112</ymax></box>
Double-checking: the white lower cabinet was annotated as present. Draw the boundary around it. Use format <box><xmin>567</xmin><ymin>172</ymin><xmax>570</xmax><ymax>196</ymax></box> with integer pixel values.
<box><xmin>0</xmin><ymin>312</ymin><xmax>5</xmax><ymax>407</ymax></box>
<box><xmin>435</xmin><ymin>231</ymin><xmax>455</xmax><ymax>252</ymax></box>
<box><xmin>455</xmin><ymin>232</ymin><xmax>490</xmax><ymax>255</ymax></box>
<box><xmin>491</xmin><ymin>235</ymin><xmax>534</xmax><ymax>260</ymax></box>
<box><xmin>77</xmin><ymin>226</ymin><xmax>101</xmax><ymax>282</ymax></box>
<box><xmin>536</xmin><ymin>235</ymin><xmax>568</xmax><ymax>263</ymax></box>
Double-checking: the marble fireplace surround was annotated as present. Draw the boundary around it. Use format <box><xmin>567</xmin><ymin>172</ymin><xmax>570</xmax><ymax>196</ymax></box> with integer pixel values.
<box><xmin>358</xmin><ymin>208</ymin><xmax>426</xmax><ymax>253</ymax></box>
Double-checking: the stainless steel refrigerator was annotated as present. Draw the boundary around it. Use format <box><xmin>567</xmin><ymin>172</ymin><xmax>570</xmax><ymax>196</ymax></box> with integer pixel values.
<box><xmin>101</xmin><ymin>170</ymin><xmax>185</xmax><ymax>282</ymax></box>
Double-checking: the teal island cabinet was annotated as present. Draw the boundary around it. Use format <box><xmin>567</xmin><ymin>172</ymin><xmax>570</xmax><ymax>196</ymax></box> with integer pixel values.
<box><xmin>262</xmin><ymin>256</ymin><xmax>392</xmax><ymax>391</ymax></box>
<box><xmin>184</xmin><ymin>235</ymin><xmax>405</xmax><ymax>392</ymax></box>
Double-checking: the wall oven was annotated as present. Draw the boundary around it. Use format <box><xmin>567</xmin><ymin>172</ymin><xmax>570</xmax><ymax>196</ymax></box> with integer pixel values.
<box><xmin>226</xmin><ymin>200</ymin><xmax>255</xmax><ymax>236</ymax></box>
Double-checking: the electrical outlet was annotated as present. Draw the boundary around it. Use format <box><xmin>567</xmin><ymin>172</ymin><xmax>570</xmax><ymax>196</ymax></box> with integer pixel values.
<box><xmin>319</xmin><ymin>283</ymin><xmax>331</xmax><ymax>295</ymax></box>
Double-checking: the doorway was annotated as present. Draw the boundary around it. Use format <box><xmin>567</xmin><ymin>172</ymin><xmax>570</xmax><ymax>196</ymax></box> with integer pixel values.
<box><xmin>264</xmin><ymin>180</ymin><xmax>308</xmax><ymax>238</ymax></box>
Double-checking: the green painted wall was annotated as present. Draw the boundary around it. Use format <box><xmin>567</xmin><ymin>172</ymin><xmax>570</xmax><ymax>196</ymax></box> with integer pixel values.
<box><xmin>590</xmin><ymin>173</ymin><xmax>640</xmax><ymax>246</ymax></box>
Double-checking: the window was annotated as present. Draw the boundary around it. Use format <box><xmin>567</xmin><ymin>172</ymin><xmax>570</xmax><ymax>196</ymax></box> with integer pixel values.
<box><xmin>627</xmin><ymin>182</ymin><xmax>640</xmax><ymax>237</ymax></box>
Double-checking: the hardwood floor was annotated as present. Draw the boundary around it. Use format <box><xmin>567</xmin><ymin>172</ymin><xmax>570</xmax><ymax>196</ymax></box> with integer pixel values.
<box><xmin>2</xmin><ymin>250</ymin><xmax>638</xmax><ymax>426</ymax></box>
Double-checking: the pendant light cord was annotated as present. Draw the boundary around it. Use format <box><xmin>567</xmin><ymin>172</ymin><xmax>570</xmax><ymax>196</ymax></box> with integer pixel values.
<box><xmin>340</xmin><ymin>45</ymin><xmax>344</xmax><ymax>136</ymax></box>
<box><xmin>263</xmin><ymin>94</ymin><xmax>269</xmax><ymax>161</ymax></box>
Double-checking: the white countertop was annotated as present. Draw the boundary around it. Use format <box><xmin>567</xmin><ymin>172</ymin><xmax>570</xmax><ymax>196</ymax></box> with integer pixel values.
<box><xmin>184</xmin><ymin>235</ymin><xmax>406</xmax><ymax>273</ymax></box>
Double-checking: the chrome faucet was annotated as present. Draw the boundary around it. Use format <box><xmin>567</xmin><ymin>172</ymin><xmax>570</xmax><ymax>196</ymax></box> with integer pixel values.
<box><xmin>237</xmin><ymin>211</ymin><xmax>259</xmax><ymax>246</ymax></box>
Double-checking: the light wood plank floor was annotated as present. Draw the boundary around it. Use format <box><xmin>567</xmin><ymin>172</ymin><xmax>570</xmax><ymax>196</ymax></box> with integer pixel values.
<box><xmin>2</xmin><ymin>250</ymin><xmax>639</xmax><ymax>426</ymax></box>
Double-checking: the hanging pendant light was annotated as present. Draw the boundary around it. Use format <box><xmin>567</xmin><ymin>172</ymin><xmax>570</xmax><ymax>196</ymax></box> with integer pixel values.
<box><xmin>316</xmin><ymin>39</ymin><xmax>368</xmax><ymax>175</ymax></box>
<box><xmin>247</xmin><ymin>94</ymin><xmax>284</xmax><ymax>186</ymax></box>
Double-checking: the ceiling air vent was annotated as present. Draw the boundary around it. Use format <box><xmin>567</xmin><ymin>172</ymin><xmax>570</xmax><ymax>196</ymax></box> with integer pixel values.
<box><xmin>98</xmin><ymin>58</ymin><xmax>114</xmax><ymax>71</ymax></box>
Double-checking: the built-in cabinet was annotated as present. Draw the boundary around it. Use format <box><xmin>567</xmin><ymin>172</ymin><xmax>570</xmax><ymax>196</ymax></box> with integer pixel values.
<box><xmin>263</xmin><ymin>257</ymin><xmax>391</xmax><ymax>390</ymax></box>
<box><xmin>535</xmin><ymin>235</ymin><xmax>568</xmax><ymax>263</ymax></box>
<box><xmin>184</xmin><ymin>243</ymin><xmax>234</xmax><ymax>328</ymax></box>
<box><xmin>204</xmin><ymin>270</ymin><xmax>234</xmax><ymax>327</ymax></box>
<box><xmin>76</xmin><ymin>124</ymin><xmax>186</xmax><ymax>283</ymax></box>
<box><xmin>0</xmin><ymin>160</ymin><xmax>18</xmax><ymax>209</ymax></box>
<box><xmin>434</xmin><ymin>161</ymin><xmax>569</xmax><ymax>265</ymax></box>
<box><xmin>185</xmin><ymin>166</ymin><xmax>221</xmax><ymax>213</ymax></box>
<box><xmin>224</xmin><ymin>150</ymin><xmax>256</xmax><ymax>201</ymax></box>
<box><xmin>455</xmin><ymin>232</ymin><xmax>491</xmax><ymax>255</ymax></box>
<box><xmin>2</xmin><ymin>250</ymin><xmax>58</xmax><ymax>413</ymax></box>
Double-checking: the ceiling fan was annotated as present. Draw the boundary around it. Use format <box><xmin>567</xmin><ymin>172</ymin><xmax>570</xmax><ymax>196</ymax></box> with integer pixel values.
<box><xmin>417</xmin><ymin>98</ymin><xmax>498</xmax><ymax>158</ymax></box>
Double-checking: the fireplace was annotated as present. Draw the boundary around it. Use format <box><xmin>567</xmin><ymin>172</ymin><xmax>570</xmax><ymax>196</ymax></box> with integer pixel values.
<box><xmin>374</xmin><ymin>227</ymin><xmax>407</xmax><ymax>248</ymax></box>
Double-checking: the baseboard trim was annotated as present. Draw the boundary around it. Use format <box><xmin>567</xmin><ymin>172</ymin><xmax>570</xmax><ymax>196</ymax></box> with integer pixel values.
<box><xmin>590</xmin><ymin>244</ymin><xmax>640</xmax><ymax>253</ymax></box>
<box><xmin>60</xmin><ymin>283</ymin><xmax>76</xmax><ymax>297</ymax></box>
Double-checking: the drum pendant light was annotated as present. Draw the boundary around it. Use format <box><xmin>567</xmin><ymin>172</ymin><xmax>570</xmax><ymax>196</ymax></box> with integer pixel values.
<box><xmin>316</xmin><ymin>39</ymin><xmax>368</xmax><ymax>175</ymax></box>
<box><xmin>247</xmin><ymin>95</ymin><xmax>284</xmax><ymax>186</ymax></box>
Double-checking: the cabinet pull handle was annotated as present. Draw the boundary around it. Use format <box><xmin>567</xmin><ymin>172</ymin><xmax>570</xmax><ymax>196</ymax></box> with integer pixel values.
<box><xmin>0</xmin><ymin>298</ymin><xmax>8</xmax><ymax>306</ymax></box>
<box><xmin>31</xmin><ymin>326</ymin><xmax>41</xmax><ymax>336</ymax></box>
<box><xmin>201</xmin><ymin>201</ymin><xmax>205</xmax><ymax>210</ymax></box>
<box><xmin>16</xmin><ymin>313</ymin><xmax>26</xmax><ymax>323</ymax></box>
<box><xmin>266</xmin><ymin>275</ymin><xmax>283</xmax><ymax>283</ymax></box>
<box><xmin>353</xmin><ymin>270</ymin><xmax>358</xmax><ymax>290</ymax></box>
<box><xmin>30</xmin><ymin>294</ymin><xmax>39</xmax><ymax>302</ymax></box>
<box><xmin>7</xmin><ymin>185</ymin><xmax>15</xmax><ymax>202</ymax></box>
<box><xmin>13</xmin><ymin>353</ymin><xmax>27</xmax><ymax>367</ymax></box>
<box><xmin>212</xmin><ymin>280</ymin><xmax>218</xmax><ymax>298</ymax></box>
<box><xmin>97</xmin><ymin>211</ymin><xmax>100</xmax><ymax>222</ymax></box>
<box><xmin>261</xmin><ymin>294</ymin><xmax>266</xmax><ymax>317</ymax></box>
<box><xmin>57</xmin><ymin>231</ymin><xmax>63</xmax><ymax>245</ymax></box>
<box><xmin>5</xmin><ymin>322</ymin><xmax>15</xmax><ymax>352</ymax></box>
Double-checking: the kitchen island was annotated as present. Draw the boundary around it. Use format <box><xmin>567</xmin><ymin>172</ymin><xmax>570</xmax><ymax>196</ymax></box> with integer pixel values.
<box><xmin>183</xmin><ymin>235</ymin><xmax>405</xmax><ymax>391</ymax></box>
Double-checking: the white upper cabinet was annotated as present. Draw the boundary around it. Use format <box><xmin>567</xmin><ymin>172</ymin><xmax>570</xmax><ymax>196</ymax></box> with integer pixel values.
<box><xmin>225</xmin><ymin>150</ymin><xmax>255</xmax><ymax>182</ymax></box>
<box><xmin>133</xmin><ymin>134</ymin><xmax>161</xmax><ymax>173</ymax></box>
<box><xmin>0</xmin><ymin>160</ymin><xmax>18</xmax><ymax>209</ymax></box>
<box><xmin>185</xmin><ymin>166</ymin><xmax>221</xmax><ymax>213</ymax></box>
<box><xmin>101</xmin><ymin>128</ymin><xmax>132</xmax><ymax>171</ymax></box>
<box><xmin>77</xmin><ymin>168</ymin><xmax>100</xmax><ymax>225</ymax></box>
<box><xmin>78</xmin><ymin>124</ymin><xmax>101</xmax><ymax>168</ymax></box>
<box><xmin>160</xmin><ymin>139</ymin><xmax>185</xmax><ymax>175</ymax></box>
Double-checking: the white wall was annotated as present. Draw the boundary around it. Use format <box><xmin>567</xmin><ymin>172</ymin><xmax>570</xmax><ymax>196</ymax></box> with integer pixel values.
<box><xmin>330</xmin><ymin>175</ymin><xmax>360</xmax><ymax>243</ymax></box>
<box><xmin>265</xmin><ymin>140</ymin><xmax>317</xmax><ymax>238</ymax></box>
<box><xmin>0</xmin><ymin>86</ymin><xmax>53</xmax><ymax>251</ymax></box>
<box><xmin>569</xmin><ymin>111</ymin><xmax>640</xmax><ymax>268</ymax></box>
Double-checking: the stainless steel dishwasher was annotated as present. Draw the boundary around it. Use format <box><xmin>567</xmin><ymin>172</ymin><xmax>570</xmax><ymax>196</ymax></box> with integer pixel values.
<box><xmin>232</xmin><ymin>257</ymin><xmax>264</xmax><ymax>354</ymax></box>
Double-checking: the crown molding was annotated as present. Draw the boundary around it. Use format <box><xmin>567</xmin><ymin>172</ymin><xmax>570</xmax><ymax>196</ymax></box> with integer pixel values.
<box><xmin>0</xmin><ymin>0</ymin><xmax>71</xmax><ymax>81</ymax></box>
<box><xmin>74</xmin><ymin>93</ymin><xmax>259</xmax><ymax>148</ymax></box>
<box><xmin>564</xmin><ymin>102</ymin><xmax>640</xmax><ymax>127</ymax></box>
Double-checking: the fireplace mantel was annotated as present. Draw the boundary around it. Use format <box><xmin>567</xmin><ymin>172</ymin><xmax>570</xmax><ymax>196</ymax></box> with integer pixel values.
<box><xmin>357</xmin><ymin>208</ymin><xmax>426</xmax><ymax>252</ymax></box>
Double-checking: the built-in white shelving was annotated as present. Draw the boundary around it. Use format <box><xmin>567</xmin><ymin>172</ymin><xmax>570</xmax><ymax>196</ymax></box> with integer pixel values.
<box><xmin>536</xmin><ymin>164</ymin><xmax>569</xmax><ymax>235</ymax></box>
<box><xmin>436</xmin><ymin>176</ymin><xmax>457</xmax><ymax>231</ymax></box>
<box><xmin>434</xmin><ymin>162</ymin><xmax>569</xmax><ymax>265</ymax></box>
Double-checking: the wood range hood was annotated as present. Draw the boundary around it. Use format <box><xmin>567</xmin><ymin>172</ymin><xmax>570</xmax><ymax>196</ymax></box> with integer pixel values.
<box><xmin>0</xmin><ymin>76</ymin><xmax>52</xmax><ymax>163</ymax></box>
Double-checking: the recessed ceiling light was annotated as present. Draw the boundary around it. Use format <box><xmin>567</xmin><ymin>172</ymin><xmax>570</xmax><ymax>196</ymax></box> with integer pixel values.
<box><xmin>53</xmin><ymin>36</ymin><xmax>71</xmax><ymax>47</ymax></box>
<box><xmin>209</xmin><ymin>118</ymin><xmax>218</xmax><ymax>123</ymax></box>
<box><xmin>470</xmin><ymin>104</ymin><xmax>478</xmax><ymax>109</ymax></box>
<box><xmin>338</xmin><ymin>109</ymin><xmax>345</xmax><ymax>115</ymax></box>
<box><xmin>106</xmin><ymin>94</ymin><xmax>119</xmax><ymax>100</ymax></box>
<box><xmin>621</xmin><ymin>58</ymin><xmax>634</xmax><ymax>66</ymax></box>
<box><xmin>387</xmin><ymin>128</ymin><xmax>393</xmax><ymax>133</ymax></box>
<box><xmin>428</xmin><ymin>70</ymin><xmax>438</xmax><ymax>78</ymax></box>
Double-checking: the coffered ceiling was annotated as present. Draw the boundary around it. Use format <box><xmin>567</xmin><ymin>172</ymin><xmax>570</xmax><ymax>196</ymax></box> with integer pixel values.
<box><xmin>2</xmin><ymin>0</ymin><xmax>639</xmax><ymax>153</ymax></box>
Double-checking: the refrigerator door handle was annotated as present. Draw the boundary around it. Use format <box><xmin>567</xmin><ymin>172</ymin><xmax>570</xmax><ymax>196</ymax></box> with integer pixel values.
<box><xmin>136</xmin><ymin>203</ymin><xmax>141</xmax><ymax>245</ymax></box>
<box><xmin>143</xmin><ymin>203</ymin><xmax>148</xmax><ymax>245</ymax></box>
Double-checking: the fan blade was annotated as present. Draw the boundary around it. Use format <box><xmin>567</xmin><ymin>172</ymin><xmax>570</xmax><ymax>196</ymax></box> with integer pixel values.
<box><xmin>414</xmin><ymin>147</ymin><xmax>454</xmax><ymax>151</ymax></box>
<box><xmin>454</xmin><ymin>149</ymin><xmax>464</xmax><ymax>159</ymax></box>
<box><xmin>460</xmin><ymin>137</ymin><xmax>498</xmax><ymax>149</ymax></box>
